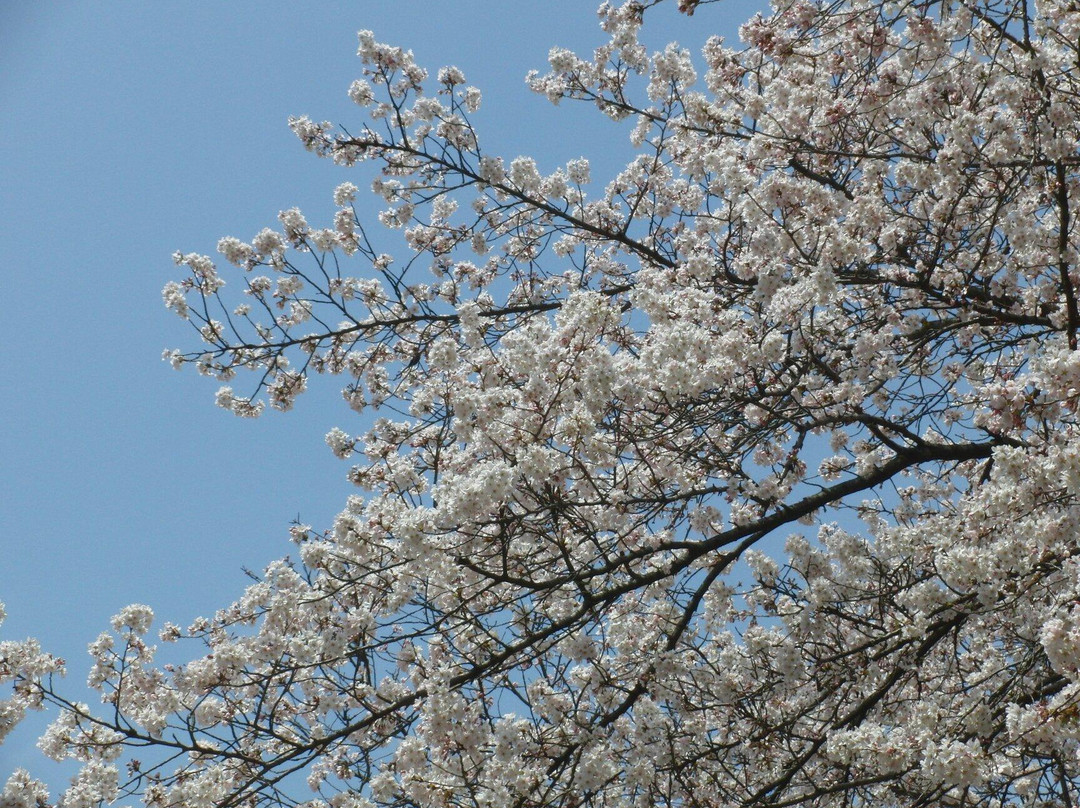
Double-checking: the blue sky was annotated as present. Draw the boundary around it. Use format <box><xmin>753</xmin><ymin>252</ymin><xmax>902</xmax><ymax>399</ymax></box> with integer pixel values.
<box><xmin>0</xmin><ymin>0</ymin><xmax>761</xmax><ymax>785</ymax></box>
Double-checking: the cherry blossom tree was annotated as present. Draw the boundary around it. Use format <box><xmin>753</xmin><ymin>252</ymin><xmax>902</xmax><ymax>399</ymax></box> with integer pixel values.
<box><xmin>7</xmin><ymin>0</ymin><xmax>1080</xmax><ymax>804</ymax></box>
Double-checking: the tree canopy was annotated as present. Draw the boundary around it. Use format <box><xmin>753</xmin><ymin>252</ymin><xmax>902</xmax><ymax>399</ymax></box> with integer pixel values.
<box><xmin>6</xmin><ymin>0</ymin><xmax>1080</xmax><ymax>805</ymax></box>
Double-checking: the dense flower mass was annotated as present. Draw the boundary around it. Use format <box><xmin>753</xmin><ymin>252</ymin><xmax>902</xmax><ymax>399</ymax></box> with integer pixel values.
<box><xmin>7</xmin><ymin>0</ymin><xmax>1080</xmax><ymax>805</ymax></box>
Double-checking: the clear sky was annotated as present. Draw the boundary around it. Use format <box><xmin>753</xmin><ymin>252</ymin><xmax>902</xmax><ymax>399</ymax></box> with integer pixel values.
<box><xmin>0</xmin><ymin>0</ymin><xmax>762</xmax><ymax>786</ymax></box>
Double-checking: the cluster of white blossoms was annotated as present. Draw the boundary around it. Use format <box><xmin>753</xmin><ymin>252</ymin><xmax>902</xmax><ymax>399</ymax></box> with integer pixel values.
<box><xmin>0</xmin><ymin>604</ymin><xmax>64</xmax><ymax>749</ymax></box>
<box><xmin>9</xmin><ymin>0</ymin><xmax>1080</xmax><ymax>805</ymax></box>
<box><xmin>0</xmin><ymin>603</ymin><xmax>65</xmax><ymax>806</ymax></box>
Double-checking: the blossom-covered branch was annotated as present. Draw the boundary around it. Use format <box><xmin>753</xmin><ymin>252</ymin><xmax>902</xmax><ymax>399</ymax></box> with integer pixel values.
<box><xmin>8</xmin><ymin>0</ymin><xmax>1080</xmax><ymax>806</ymax></box>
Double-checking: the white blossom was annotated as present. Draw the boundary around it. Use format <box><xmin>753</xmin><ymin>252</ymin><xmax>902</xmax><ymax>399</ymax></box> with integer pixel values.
<box><xmin>22</xmin><ymin>6</ymin><xmax>1080</xmax><ymax>808</ymax></box>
